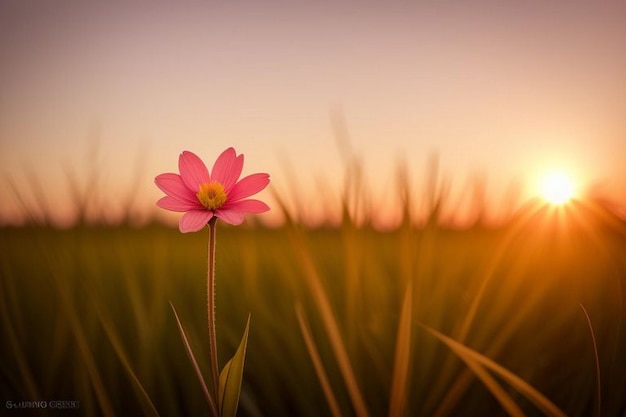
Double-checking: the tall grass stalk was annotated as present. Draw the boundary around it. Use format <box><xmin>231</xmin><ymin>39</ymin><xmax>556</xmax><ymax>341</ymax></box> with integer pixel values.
<box><xmin>422</xmin><ymin>324</ymin><xmax>568</xmax><ymax>417</ymax></box>
<box><xmin>170</xmin><ymin>302</ymin><xmax>217</xmax><ymax>416</ymax></box>
<box><xmin>48</xmin><ymin>265</ymin><xmax>115</xmax><ymax>416</ymax></box>
<box><xmin>580</xmin><ymin>304</ymin><xmax>602</xmax><ymax>417</ymax></box>
<box><xmin>295</xmin><ymin>303</ymin><xmax>344</xmax><ymax>417</ymax></box>
<box><xmin>388</xmin><ymin>281</ymin><xmax>413</xmax><ymax>417</ymax></box>
<box><xmin>290</xmin><ymin>228</ymin><xmax>370</xmax><ymax>417</ymax></box>
<box><xmin>428</xmin><ymin>203</ymin><xmax>547</xmax><ymax>414</ymax></box>
<box><xmin>0</xmin><ymin>277</ymin><xmax>40</xmax><ymax>400</ymax></box>
<box><xmin>456</xmin><ymin>203</ymin><xmax>543</xmax><ymax>343</ymax></box>
<box><xmin>97</xmin><ymin>306</ymin><xmax>162</xmax><ymax>417</ymax></box>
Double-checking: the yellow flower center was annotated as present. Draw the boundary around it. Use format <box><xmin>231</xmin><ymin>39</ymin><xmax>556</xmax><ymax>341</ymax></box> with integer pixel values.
<box><xmin>196</xmin><ymin>182</ymin><xmax>227</xmax><ymax>210</ymax></box>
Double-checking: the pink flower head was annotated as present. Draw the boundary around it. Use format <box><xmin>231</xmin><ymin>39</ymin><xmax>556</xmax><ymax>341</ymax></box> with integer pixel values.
<box><xmin>155</xmin><ymin>148</ymin><xmax>270</xmax><ymax>232</ymax></box>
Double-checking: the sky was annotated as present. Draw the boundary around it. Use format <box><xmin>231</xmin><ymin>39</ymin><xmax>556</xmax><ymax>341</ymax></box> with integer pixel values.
<box><xmin>1</xmin><ymin>1</ymin><xmax>625</xmax><ymax>227</ymax></box>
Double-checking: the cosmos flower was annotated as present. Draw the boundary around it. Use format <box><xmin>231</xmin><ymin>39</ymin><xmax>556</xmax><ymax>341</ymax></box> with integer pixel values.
<box><xmin>155</xmin><ymin>148</ymin><xmax>270</xmax><ymax>232</ymax></box>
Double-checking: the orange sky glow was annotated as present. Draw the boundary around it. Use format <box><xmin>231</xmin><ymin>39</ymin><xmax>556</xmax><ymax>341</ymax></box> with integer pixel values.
<box><xmin>1</xmin><ymin>1</ymin><xmax>625</xmax><ymax>228</ymax></box>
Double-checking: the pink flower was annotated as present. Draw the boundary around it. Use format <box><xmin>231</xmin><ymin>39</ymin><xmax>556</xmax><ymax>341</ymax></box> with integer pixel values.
<box><xmin>155</xmin><ymin>148</ymin><xmax>270</xmax><ymax>232</ymax></box>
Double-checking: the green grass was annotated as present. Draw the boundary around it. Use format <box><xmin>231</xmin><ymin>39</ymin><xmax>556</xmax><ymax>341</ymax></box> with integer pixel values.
<box><xmin>1</xmin><ymin>199</ymin><xmax>626</xmax><ymax>416</ymax></box>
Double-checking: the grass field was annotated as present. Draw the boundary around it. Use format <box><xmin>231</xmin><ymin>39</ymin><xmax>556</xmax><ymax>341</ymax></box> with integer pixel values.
<box><xmin>1</xmin><ymin>196</ymin><xmax>626</xmax><ymax>416</ymax></box>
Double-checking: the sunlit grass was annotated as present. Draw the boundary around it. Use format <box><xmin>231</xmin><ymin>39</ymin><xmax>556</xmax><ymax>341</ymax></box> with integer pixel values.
<box><xmin>1</xmin><ymin>160</ymin><xmax>625</xmax><ymax>416</ymax></box>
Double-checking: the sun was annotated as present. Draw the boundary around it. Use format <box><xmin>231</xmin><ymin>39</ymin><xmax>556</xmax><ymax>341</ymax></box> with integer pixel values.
<box><xmin>539</xmin><ymin>172</ymin><xmax>576</xmax><ymax>205</ymax></box>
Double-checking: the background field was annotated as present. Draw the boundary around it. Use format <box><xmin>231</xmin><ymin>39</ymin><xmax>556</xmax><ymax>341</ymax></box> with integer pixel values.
<box><xmin>3</xmin><ymin>2</ymin><xmax>626</xmax><ymax>415</ymax></box>
<box><xmin>1</xmin><ymin>194</ymin><xmax>626</xmax><ymax>416</ymax></box>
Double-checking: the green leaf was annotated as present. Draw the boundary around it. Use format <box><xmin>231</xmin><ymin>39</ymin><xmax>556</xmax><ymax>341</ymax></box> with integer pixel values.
<box><xmin>219</xmin><ymin>315</ymin><xmax>251</xmax><ymax>417</ymax></box>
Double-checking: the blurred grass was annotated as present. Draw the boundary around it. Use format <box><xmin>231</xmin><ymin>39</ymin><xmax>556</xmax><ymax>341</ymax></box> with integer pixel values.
<box><xmin>0</xmin><ymin>203</ymin><xmax>626</xmax><ymax>416</ymax></box>
<box><xmin>2</xmin><ymin>183</ymin><xmax>626</xmax><ymax>416</ymax></box>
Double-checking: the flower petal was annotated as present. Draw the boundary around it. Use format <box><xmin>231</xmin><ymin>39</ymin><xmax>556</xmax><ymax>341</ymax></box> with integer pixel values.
<box><xmin>179</xmin><ymin>210</ymin><xmax>213</xmax><ymax>233</ymax></box>
<box><xmin>226</xmin><ymin>173</ymin><xmax>270</xmax><ymax>202</ymax></box>
<box><xmin>155</xmin><ymin>173</ymin><xmax>198</xmax><ymax>203</ymax></box>
<box><xmin>223</xmin><ymin>199</ymin><xmax>270</xmax><ymax>214</ymax></box>
<box><xmin>156</xmin><ymin>196</ymin><xmax>200</xmax><ymax>212</ymax></box>
<box><xmin>211</xmin><ymin>148</ymin><xmax>243</xmax><ymax>191</ymax></box>
<box><xmin>214</xmin><ymin>209</ymin><xmax>245</xmax><ymax>225</ymax></box>
<box><xmin>178</xmin><ymin>151</ymin><xmax>210</xmax><ymax>191</ymax></box>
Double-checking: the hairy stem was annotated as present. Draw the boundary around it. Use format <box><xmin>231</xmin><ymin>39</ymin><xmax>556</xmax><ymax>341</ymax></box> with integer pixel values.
<box><xmin>207</xmin><ymin>216</ymin><xmax>220</xmax><ymax>413</ymax></box>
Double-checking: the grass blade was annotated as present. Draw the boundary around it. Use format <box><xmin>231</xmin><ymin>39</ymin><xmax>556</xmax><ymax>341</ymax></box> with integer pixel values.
<box><xmin>48</xmin><ymin>268</ymin><xmax>114</xmax><ymax>416</ymax></box>
<box><xmin>97</xmin><ymin>308</ymin><xmax>161</xmax><ymax>417</ymax></box>
<box><xmin>453</xmin><ymin>349</ymin><xmax>526</xmax><ymax>417</ymax></box>
<box><xmin>170</xmin><ymin>302</ymin><xmax>218</xmax><ymax>417</ymax></box>
<box><xmin>388</xmin><ymin>281</ymin><xmax>413</xmax><ymax>417</ymax></box>
<box><xmin>296</xmin><ymin>303</ymin><xmax>344</xmax><ymax>417</ymax></box>
<box><xmin>292</xmin><ymin>230</ymin><xmax>370</xmax><ymax>417</ymax></box>
<box><xmin>580</xmin><ymin>304</ymin><xmax>601</xmax><ymax>417</ymax></box>
<box><xmin>421</xmin><ymin>324</ymin><xmax>567</xmax><ymax>417</ymax></box>
<box><xmin>456</xmin><ymin>205</ymin><xmax>542</xmax><ymax>343</ymax></box>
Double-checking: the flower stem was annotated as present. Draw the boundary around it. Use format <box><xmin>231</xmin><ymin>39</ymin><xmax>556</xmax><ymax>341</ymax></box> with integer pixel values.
<box><xmin>207</xmin><ymin>216</ymin><xmax>220</xmax><ymax>414</ymax></box>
